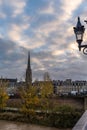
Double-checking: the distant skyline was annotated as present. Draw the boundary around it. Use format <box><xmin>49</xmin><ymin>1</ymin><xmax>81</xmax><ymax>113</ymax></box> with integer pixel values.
<box><xmin>0</xmin><ymin>0</ymin><xmax>87</xmax><ymax>81</ymax></box>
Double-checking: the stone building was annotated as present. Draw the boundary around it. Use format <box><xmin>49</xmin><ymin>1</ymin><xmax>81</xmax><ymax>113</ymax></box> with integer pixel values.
<box><xmin>53</xmin><ymin>79</ymin><xmax>87</xmax><ymax>95</ymax></box>
<box><xmin>0</xmin><ymin>78</ymin><xmax>17</xmax><ymax>87</ymax></box>
<box><xmin>0</xmin><ymin>78</ymin><xmax>17</xmax><ymax>96</ymax></box>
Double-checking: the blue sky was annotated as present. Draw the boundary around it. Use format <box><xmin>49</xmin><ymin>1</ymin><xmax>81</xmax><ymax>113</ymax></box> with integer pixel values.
<box><xmin>0</xmin><ymin>0</ymin><xmax>87</xmax><ymax>81</ymax></box>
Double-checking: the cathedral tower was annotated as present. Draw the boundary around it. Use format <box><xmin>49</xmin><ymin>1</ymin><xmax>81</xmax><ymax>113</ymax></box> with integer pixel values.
<box><xmin>25</xmin><ymin>51</ymin><xmax>32</xmax><ymax>87</ymax></box>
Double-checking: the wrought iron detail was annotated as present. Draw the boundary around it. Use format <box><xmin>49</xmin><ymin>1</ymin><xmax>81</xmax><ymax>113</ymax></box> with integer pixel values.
<box><xmin>83</xmin><ymin>47</ymin><xmax>87</xmax><ymax>55</ymax></box>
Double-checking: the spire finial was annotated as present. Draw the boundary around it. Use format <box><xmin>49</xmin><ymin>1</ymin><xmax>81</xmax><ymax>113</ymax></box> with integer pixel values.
<box><xmin>78</xmin><ymin>16</ymin><xmax>80</xmax><ymax>21</ymax></box>
<box><xmin>28</xmin><ymin>51</ymin><xmax>30</xmax><ymax>68</ymax></box>
<box><xmin>76</xmin><ymin>16</ymin><xmax>82</xmax><ymax>28</ymax></box>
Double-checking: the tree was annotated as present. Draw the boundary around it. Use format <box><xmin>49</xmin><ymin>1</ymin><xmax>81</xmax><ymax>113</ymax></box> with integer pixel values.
<box><xmin>40</xmin><ymin>81</ymin><xmax>53</xmax><ymax>98</ymax></box>
<box><xmin>0</xmin><ymin>80</ymin><xmax>9</xmax><ymax>109</ymax></box>
<box><xmin>37</xmin><ymin>81</ymin><xmax>53</xmax><ymax>110</ymax></box>
<box><xmin>20</xmin><ymin>85</ymin><xmax>40</xmax><ymax>117</ymax></box>
<box><xmin>20</xmin><ymin>80</ymin><xmax>54</xmax><ymax>115</ymax></box>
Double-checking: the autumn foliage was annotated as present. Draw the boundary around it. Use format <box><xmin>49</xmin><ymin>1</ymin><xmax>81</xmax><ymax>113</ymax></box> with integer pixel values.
<box><xmin>20</xmin><ymin>81</ymin><xmax>53</xmax><ymax>115</ymax></box>
<box><xmin>0</xmin><ymin>81</ymin><xmax>9</xmax><ymax>109</ymax></box>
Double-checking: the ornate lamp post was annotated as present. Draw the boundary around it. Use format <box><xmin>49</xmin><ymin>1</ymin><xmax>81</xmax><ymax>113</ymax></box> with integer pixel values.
<box><xmin>73</xmin><ymin>17</ymin><xmax>87</xmax><ymax>54</ymax></box>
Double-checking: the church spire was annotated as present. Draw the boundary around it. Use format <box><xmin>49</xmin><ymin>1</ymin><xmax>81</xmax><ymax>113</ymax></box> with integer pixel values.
<box><xmin>25</xmin><ymin>51</ymin><xmax>32</xmax><ymax>87</ymax></box>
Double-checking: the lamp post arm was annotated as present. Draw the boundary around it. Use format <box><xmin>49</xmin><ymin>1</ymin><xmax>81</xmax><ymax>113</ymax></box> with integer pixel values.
<box><xmin>84</xmin><ymin>20</ymin><xmax>87</xmax><ymax>24</ymax></box>
<box><xmin>80</xmin><ymin>45</ymin><xmax>87</xmax><ymax>48</ymax></box>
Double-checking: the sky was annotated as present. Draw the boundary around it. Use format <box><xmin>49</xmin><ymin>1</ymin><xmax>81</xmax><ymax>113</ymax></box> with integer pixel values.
<box><xmin>0</xmin><ymin>0</ymin><xmax>87</xmax><ymax>81</ymax></box>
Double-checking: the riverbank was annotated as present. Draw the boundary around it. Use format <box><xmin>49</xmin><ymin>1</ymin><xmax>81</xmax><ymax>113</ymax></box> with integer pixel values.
<box><xmin>0</xmin><ymin>120</ymin><xmax>71</xmax><ymax>130</ymax></box>
<box><xmin>0</xmin><ymin>110</ymin><xmax>82</xmax><ymax>129</ymax></box>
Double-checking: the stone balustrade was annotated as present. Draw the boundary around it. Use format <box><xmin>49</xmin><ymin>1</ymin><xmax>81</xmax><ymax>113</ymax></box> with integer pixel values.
<box><xmin>72</xmin><ymin>110</ymin><xmax>87</xmax><ymax>130</ymax></box>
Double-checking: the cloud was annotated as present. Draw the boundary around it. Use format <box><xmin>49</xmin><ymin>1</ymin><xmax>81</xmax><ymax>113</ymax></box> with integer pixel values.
<box><xmin>0</xmin><ymin>0</ymin><xmax>87</xmax><ymax>81</ymax></box>
<box><xmin>39</xmin><ymin>1</ymin><xmax>54</xmax><ymax>14</ymax></box>
<box><xmin>0</xmin><ymin>0</ymin><xmax>26</xmax><ymax>18</ymax></box>
<box><xmin>0</xmin><ymin>12</ymin><xmax>6</xmax><ymax>18</ymax></box>
<box><xmin>9</xmin><ymin>0</ymin><xmax>26</xmax><ymax>17</ymax></box>
<box><xmin>8</xmin><ymin>24</ymin><xmax>22</xmax><ymax>41</ymax></box>
<box><xmin>60</xmin><ymin>0</ymin><xmax>83</xmax><ymax>20</ymax></box>
<box><xmin>8</xmin><ymin>23</ymin><xmax>29</xmax><ymax>39</ymax></box>
<box><xmin>0</xmin><ymin>38</ymin><xmax>28</xmax><ymax>79</ymax></box>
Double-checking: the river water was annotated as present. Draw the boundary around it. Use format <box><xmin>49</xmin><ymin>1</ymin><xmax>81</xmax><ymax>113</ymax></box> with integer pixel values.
<box><xmin>0</xmin><ymin>120</ymin><xmax>71</xmax><ymax>130</ymax></box>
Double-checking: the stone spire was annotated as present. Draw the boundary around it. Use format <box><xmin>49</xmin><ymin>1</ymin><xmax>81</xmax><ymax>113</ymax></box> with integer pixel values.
<box><xmin>25</xmin><ymin>51</ymin><xmax>32</xmax><ymax>87</ymax></box>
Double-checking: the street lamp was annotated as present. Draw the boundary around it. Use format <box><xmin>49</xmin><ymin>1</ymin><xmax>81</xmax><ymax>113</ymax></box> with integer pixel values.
<box><xmin>73</xmin><ymin>17</ymin><xmax>87</xmax><ymax>54</ymax></box>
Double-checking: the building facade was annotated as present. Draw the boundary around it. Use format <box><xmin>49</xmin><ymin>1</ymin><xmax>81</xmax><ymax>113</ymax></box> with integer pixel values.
<box><xmin>0</xmin><ymin>78</ymin><xmax>17</xmax><ymax>87</ymax></box>
<box><xmin>53</xmin><ymin>79</ymin><xmax>87</xmax><ymax>95</ymax></box>
<box><xmin>0</xmin><ymin>78</ymin><xmax>17</xmax><ymax>96</ymax></box>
